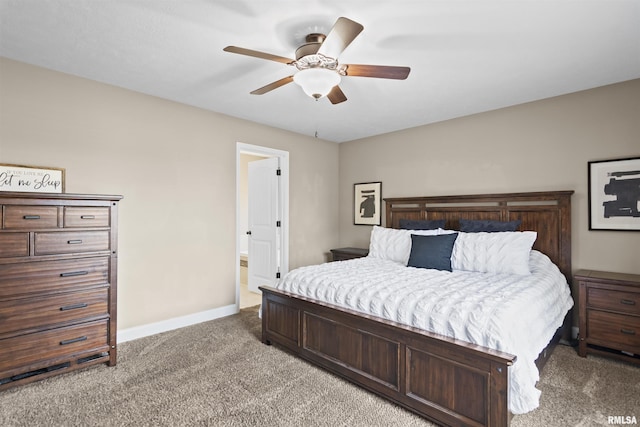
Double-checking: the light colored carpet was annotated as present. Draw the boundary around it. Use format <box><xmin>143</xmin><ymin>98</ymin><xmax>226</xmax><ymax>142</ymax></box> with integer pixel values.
<box><xmin>1</xmin><ymin>306</ymin><xmax>638</xmax><ymax>426</ymax></box>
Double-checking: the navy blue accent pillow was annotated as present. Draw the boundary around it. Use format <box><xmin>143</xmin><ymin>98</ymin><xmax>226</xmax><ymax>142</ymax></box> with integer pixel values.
<box><xmin>399</xmin><ymin>219</ymin><xmax>446</xmax><ymax>230</ymax></box>
<box><xmin>459</xmin><ymin>219</ymin><xmax>521</xmax><ymax>232</ymax></box>
<box><xmin>407</xmin><ymin>233</ymin><xmax>458</xmax><ymax>271</ymax></box>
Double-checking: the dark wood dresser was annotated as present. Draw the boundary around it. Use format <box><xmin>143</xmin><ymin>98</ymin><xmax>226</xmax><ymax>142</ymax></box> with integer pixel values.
<box><xmin>330</xmin><ymin>247</ymin><xmax>369</xmax><ymax>261</ymax></box>
<box><xmin>575</xmin><ymin>269</ymin><xmax>640</xmax><ymax>365</ymax></box>
<box><xmin>0</xmin><ymin>192</ymin><xmax>122</xmax><ymax>389</ymax></box>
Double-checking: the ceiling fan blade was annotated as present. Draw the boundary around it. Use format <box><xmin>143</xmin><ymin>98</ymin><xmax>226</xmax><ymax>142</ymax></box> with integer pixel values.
<box><xmin>317</xmin><ymin>17</ymin><xmax>364</xmax><ymax>59</ymax></box>
<box><xmin>250</xmin><ymin>76</ymin><xmax>294</xmax><ymax>95</ymax></box>
<box><xmin>223</xmin><ymin>46</ymin><xmax>293</xmax><ymax>65</ymax></box>
<box><xmin>344</xmin><ymin>64</ymin><xmax>411</xmax><ymax>80</ymax></box>
<box><xmin>327</xmin><ymin>86</ymin><xmax>347</xmax><ymax>105</ymax></box>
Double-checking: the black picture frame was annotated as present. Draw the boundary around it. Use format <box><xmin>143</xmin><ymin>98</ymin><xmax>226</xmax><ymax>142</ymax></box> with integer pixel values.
<box><xmin>354</xmin><ymin>182</ymin><xmax>381</xmax><ymax>225</ymax></box>
<box><xmin>588</xmin><ymin>156</ymin><xmax>640</xmax><ymax>231</ymax></box>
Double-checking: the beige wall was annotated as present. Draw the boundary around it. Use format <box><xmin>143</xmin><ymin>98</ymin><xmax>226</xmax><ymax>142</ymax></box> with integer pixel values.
<box><xmin>1</xmin><ymin>56</ymin><xmax>638</xmax><ymax>333</ymax></box>
<box><xmin>0</xmin><ymin>58</ymin><xmax>340</xmax><ymax>329</ymax></box>
<box><xmin>339</xmin><ymin>79</ymin><xmax>640</xmax><ymax>279</ymax></box>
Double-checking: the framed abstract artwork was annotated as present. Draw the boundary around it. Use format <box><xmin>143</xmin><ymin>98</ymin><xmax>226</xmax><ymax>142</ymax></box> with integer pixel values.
<box><xmin>354</xmin><ymin>182</ymin><xmax>381</xmax><ymax>225</ymax></box>
<box><xmin>588</xmin><ymin>156</ymin><xmax>640</xmax><ymax>231</ymax></box>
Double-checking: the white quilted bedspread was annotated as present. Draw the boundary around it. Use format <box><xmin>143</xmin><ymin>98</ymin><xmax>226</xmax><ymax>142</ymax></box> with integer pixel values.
<box><xmin>275</xmin><ymin>250</ymin><xmax>574</xmax><ymax>414</ymax></box>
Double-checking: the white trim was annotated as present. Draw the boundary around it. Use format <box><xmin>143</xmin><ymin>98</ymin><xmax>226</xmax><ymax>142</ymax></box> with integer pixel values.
<box><xmin>117</xmin><ymin>304</ymin><xmax>237</xmax><ymax>343</ymax></box>
<box><xmin>235</xmin><ymin>142</ymin><xmax>289</xmax><ymax>309</ymax></box>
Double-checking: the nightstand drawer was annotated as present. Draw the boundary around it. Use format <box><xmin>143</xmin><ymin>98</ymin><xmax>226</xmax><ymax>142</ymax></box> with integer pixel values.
<box><xmin>0</xmin><ymin>288</ymin><xmax>109</xmax><ymax>336</ymax></box>
<box><xmin>588</xmin><ymin>310</ymin><xmax>640</xmax><ymax>350</ymax></box>
<box><xmin>3</xmin><ymin>206</ymin><xmax>58</xmax><ymax>229</ymax></box>
<box><xmin>34</xmin><ymin>231</ymin><xmax>110</xmax><ymax>255</ymax></box>
<box><xmin>588</xmin><ymin>287</ymin><xmax>639</xmax><ymax>315</ymax></box>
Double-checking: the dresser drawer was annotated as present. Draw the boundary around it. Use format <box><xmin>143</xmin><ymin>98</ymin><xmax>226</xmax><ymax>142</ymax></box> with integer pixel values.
<box><xmin>588</xmin><ymin>287</ymin><xmax>639</xmax><ymax>315</ymax></box>
<box><xmin>0</xmin><ymin>288</ymin><xmax>109</xmax><ymax>336</ymax></box>
<box><xmin>34</xmin><ymin>231</ymin><xmax>110</xmax><ymax>255</ymax></box>
<box><xmin>64</xmin><ymin>207</ymin><xmax>110</xmax><ymax>228</ymax></box>
<box><xmin>0</xmin><ymin>257</ymin><xmax>109</xmax><ymax>298</ymax></box>
<box><xmin>587</xmin><ymin>310</ymin><xmax>640</xmax><ymax>351</ymax></box>
<box><xmin>0</xmin><ymin>233</ymin><xmax>29</xmax><ymax>257</ymax></box>
<box><xmin>3</xmin><ymin>206</ymin><xmax>58</xmax><ymax>229</ymax></box>
<box><xmin>0</xmin><ymin>320</ymin><xmax>109</xmax><ymax>372</ymax></box>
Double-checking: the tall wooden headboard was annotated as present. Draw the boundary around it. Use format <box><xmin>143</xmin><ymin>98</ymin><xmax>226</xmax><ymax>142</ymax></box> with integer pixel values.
<box><xmin>384</xmin><ymin>191</ymin><xmax>574</xmax><ymax>282</ymax></box>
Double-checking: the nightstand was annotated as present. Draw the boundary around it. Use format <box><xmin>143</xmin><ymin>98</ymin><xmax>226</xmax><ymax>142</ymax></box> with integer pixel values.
<box><xmin>330</xmin><ymin>247</ymin><xmax>369</xmax><ymax>261</ymax></box>
<box><xmin>575</xmin><ymin>269</ymin><xmax>640</xmax><ymax>365</ymax></box>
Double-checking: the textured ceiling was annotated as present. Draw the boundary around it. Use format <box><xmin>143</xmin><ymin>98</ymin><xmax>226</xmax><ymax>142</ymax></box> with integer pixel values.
<box><xmin>1</xmin><ymin>0</ymin><xmax>639</xmax><ymax>142</ymax></box>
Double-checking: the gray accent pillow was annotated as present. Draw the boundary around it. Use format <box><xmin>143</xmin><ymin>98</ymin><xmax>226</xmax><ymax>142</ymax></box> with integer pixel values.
<box><xmin>399</xmin><ymin>219</ymin><xmax>446</xmax><ymax>230</ymax></box>
<box><xmin>407</xmin><ymin>233</ymin><xmax>458</xmax><ymax>271</ymax></box>
<box><xmin>459</xmin><ymin>219</ymin><xmax>521</xmax><ymax>232</ymax></box>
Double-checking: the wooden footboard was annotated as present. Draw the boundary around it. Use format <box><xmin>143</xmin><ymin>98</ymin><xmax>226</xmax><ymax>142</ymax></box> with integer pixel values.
<box><xmin>261</xmin><ymin>286</ymin><xmax>516</xmax><ymax>427</ymax></box>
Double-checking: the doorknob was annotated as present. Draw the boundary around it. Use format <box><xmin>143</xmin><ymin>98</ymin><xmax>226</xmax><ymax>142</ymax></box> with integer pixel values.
<box><xmin>246</xmin><ymin>231</ymin><xmax>252</xmax><ymax>235</ymax></box>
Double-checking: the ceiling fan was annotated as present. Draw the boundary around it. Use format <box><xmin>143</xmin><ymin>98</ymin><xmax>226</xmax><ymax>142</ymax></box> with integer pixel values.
<box><xmin>223</xmin><ymin>17</ymin><xmax>410</xmax><ymax>104</ymax></box>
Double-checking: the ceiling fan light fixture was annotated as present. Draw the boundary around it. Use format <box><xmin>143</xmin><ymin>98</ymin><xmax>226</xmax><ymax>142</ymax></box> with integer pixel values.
<box><xmin>224</xmin><ymin>17</ymin><xmax>409</xmax><ymax>104</ymax></box>
<box><xmin>293</xmin><ymin>68</ymin><xmax>341</xmax><ymax>99</ymax></box>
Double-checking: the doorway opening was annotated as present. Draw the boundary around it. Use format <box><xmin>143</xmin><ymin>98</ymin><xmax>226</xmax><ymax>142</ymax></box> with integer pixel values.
<box><xmin>236</xmin><ymin>143</ymin><xmax>289</xmax><ymax>310</ymax></box>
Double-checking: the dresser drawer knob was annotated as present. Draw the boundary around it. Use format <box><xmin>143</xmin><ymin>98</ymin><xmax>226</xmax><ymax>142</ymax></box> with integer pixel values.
<box><xmin>67</xmin><ymin>239</ymin><xmax>83</xmax><ymax>244</ymax></box>
<box><xmin>59</xmin><ymin>336</ymin><xmax>88</xmax><ymax>346</ymax></box>
<box><xmin>60</xmin><ymin>271</ymin><xmax>89</xmax><ymax>277</ymax></box>
<box><xmin>621</xmin><ymin>299</ymin><xmax>636</xmax><ymax>306</ymax></box>
<box><xmin>80</xmin><ymin>215</ymin><xmax>95</xmax><ymax>219</ymax></box>
<box><xmin>621</xmin><ymin>329</ymin><xmax>636</xmax><ymax>335</ymax></box>
<box><xmin>60</xmin><ymin>303</ymin><xmax>89</xmax><ymax>311</ymax></box>
<box><xmin>23</xmin><ymin>215</ymin><xmax>41</xmax><ymax>220</ymax></box>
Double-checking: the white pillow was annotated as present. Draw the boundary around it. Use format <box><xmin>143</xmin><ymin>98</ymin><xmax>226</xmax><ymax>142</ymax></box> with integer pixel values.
<box><xmin>438</xmin><ymin>229</ymin><xmax>457</xmax><ymax>235</ymax></box>
<box><xmin>368</xmin><ymin>226</ymin><xmax>440</xmax><ymax>265</ymax></box>
<box><xmin>450</xmin><ymin>231</ymin><xmax>537</xmax><ymax>275</ymax></box>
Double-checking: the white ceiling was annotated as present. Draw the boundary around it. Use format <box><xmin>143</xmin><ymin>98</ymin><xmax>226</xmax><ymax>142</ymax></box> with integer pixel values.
<box><xmin>1</xmin><ymin>0</ymin><xmax>639</xmax><ymax>143</ymax></box>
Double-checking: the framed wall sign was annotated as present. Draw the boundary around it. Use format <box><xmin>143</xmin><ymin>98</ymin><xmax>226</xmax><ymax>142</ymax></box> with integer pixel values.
<box><xmin>588</xmin><ymin>156</ymin><xmax>639</xmax><ymax>231</ymax></box>
<box><xmin>0</xmin><ymin>163</ymin><xmax>65</xmax><ymax>193</ymax></box>
<box><xmin>354</xmin><ymin>181</ymin><xmax>381</xmax><ymax>225</ymax></box>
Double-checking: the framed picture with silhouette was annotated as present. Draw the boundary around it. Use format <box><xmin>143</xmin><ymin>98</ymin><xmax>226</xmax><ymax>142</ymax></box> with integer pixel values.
<box><xmin>354</xmin><ymin>181</ymin><xmax>381</xmax><ymax>225</ymax></box>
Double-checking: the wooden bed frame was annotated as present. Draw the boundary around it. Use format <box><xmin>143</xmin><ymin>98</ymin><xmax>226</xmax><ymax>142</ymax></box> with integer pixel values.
<box><xmin>260</xmin><ymin>191</ymin><xmax>573</xmax><ymax>427</ymax></box>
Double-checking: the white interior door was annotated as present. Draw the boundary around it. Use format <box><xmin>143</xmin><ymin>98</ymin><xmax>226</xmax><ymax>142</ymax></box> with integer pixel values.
<box><xmin>247</xmin><ymin>156</ymin><xmax>280</xmax><ymax>293</ymax></box>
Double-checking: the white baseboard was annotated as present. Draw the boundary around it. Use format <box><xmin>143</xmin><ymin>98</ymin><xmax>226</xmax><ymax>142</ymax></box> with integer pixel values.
<box><xmin>117</xmin><ymin>304</ymin><xmax>238</xmax><ymax>343</ymax></box>
<box><xmin>572</xmin><ymin>326</ymin><xmax>579</xmax><ymax>340</ymax></box>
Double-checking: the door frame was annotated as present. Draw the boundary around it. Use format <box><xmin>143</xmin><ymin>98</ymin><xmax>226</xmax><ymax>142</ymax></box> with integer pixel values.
<box><xmin>236</xmin><ymin>142</ymin><xmax>289</xmax><ymax>310</ymax></box>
